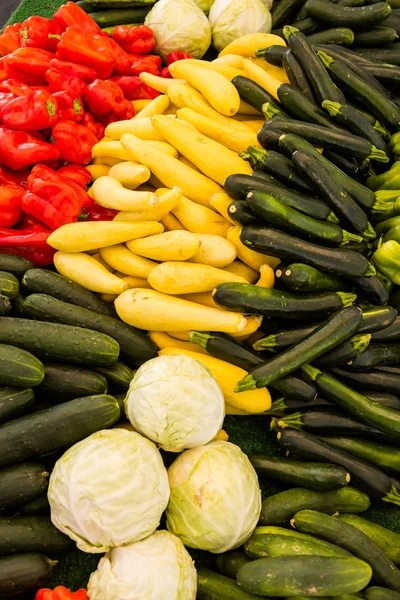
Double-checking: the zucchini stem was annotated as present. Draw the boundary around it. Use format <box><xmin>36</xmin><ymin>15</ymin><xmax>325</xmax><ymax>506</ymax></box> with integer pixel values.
<box><xmin>350</xmin><ymin>333</ymin><xmax>371</xmax><ymax>355</ymax></box>
<box><xmin>383</xmin><ymin>486</ymin><xmax>400</xmax><ymax>506</ymax></box>
<box><xmin>322</xmin><ymin>100</ymin><xmax>342</xmax><ymax>118</ymax></box>
<box><xmin>189</xmin><ymin>331</ymin><xmax>210</xmax><ymax>349</ymax></box>
<box><xmin>283</xmin><ymin>26</ymin><xmax>299</xmax><ymax>40</ymax></box>
<box><xmin>317</xmin><ymin>50</ymin><xmax>334</xmax><ymax>69</ymax></box>
<box><xmin>275</xmin><ymin>411</ymin><xmax>304</xmax><ymax>431</ymax></box>
<box><xmin>337</xmin><ymin>292</ymin><xmax>357</xmax><ymax>307</ymax></box>
<box><xmin>235</xmin><ymin>372</ymin><xmax>257</xmax><ymax>392</ymax></box>
<box><xmin>254</xmin><ymin>334</ymin><xmax>279</xmax><ymax>350</ymax></box>
<box><xmin>267</xmin><ymin>397</ymin><xmax>286</xmax><ymax>416</ymax></box>
<box><xmin>262</xmin><ymin>101</ymin><xmax>288</xmax><ymax>120</ymax></box>
<box><xmin>327</xmin><ymin>211</ymin><xmax>340</xmax><ymax>224</ymax></box>
<box><xmin>369</xmin><ymin>147</ymin><xmax>389</xmax><ymax>163</ymax></box>
<box><xmin>341</xmin><ymin>231</ymin><xmax>364</xmax><ymax>245</ymax></box>
<box><xmin>301</xmin><ymin>363</ymin><xmax>321</xmax><ymax>381</ymax></box>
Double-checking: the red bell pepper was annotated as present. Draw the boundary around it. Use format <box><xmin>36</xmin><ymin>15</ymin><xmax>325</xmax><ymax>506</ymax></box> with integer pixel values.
<box><xmin>58</xmin><ymin>164</ymin><xmax>91</xmax><ymax>188</ymax></box>
<box><xmin>47</xmin><ymin>58</ymin><xmax>97</xmax><ymax>83</ymax></box>
<box><xmin>0</xmin><ymin>92</ymin><xmax>15</xmax><ymax>110</ymax></box>
<box><xmin>0</xmin><ymin>165</ymin><xmax>29</xmax><ymax>186</ymax></box>
<box><xmin>84</xmin><ymin>79</ymin><xmax>125</xmax><ymax>115</ymax></box>
<box><xmin>0</xmin><ymin>89</ymin><xmax>58</xmax><ymax>131</ymax></box>
<box><xmin>84</xmin><ymin>204</ymin><xmax>118</xmax><ymax>221</ymax></box>
<box><xmin>137</xmin><ymin>83</ymin><xmax>161</xmax><ymax>99</ymax></box>
<box><xmin>28</xmin><ymin>164</ymin><xmax>92</xmax><ymax>209</ymax></box>
<box><xmin>20</xmin><ymin>16</ymin><xmax>63</xmax><ymax>53</ymax></box>
<box><xmin>0</xmin><ymin>127</ymin><xmax>60</xmax><ymax>170</ymax></box>
<box><xmin>0</xmin><ymin>24</ymin><xmax>22</xmax><ymax>57</ymax></box>
<box><xmin>112</xmin><ymin>25</ymin><xmax>155</xmax><ymax>55</ymax></box>
<box><xmin>160</xmin><ymin>66</ymin><xmax>172</xmax><ymax>78</ymax></box>
<box><xmin>165</xmin><ymin>51</ymin><xmax>193</xmax><ymax>65</ymax></box>
<box><xmin>45</xmin><ymin>70</ymin><xmax>86</xmax><ymax>96</ymax></box>
<box><xmin>3</xmin><ymin>48</ymin><xmax>54</xmax><ymax>86</ymax></box>
<box><xmin>36</xmin><ymin>586</ymin><xmax>89</xmax><ymax>600</ymax></box>
<box><xmin>0</xmin><ymin>185</ymin><xmax>24</xmax><ymax>227</ymax></box>
<box><xmin>128</xmin><ymin>54</ymin><xmax>161</xmax><ymax>77</ymax></box>
<box><xmin>53</xmin><ymin>90</ymin><xmax>83</xmax><ymax>122</ymax></box>
<box><xmin>81</xmin><ymin>112</ymin><xmax>105</xmax><ymax>140</ymax></box>
<box><xmin>0</xmin><ymin>223</ymin><xmax>55</xmax><ymax>266</ymax></box>
<box><xmin>51</xmin><ymin>120</ymin><xmax>98</xmax><ymax>165</ymax></box>
<box><xmin>56</xmin><ymin>27</ymin><xmax>115</xmax><ymax>80</ymax></box>
<box><xmin>0</xmin><ymin>59</ymin><xmax>7</xmax><ymax>83</ymax></box>
<box><xmin>0</xmin><ymin>78</ymin><xmax>33</xmax><ymax>96</ymax></box>
<box><xmin>109</xmin><ymin>75</ymin><xmax>141</xmax><ymax>100</ymax></box>
<box><xmin>105</xmin><ymin>37</ymin><xmax>132</xmax><ymax>76</ymax></box>
<box><xmin>54</xmin><ymin>2</ymin><xmax>102</xmax><ymax>36</ymax></box>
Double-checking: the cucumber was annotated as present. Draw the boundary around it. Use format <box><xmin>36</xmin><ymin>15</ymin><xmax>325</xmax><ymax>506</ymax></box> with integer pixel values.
<box><xmin>228</xmin><ymin>201</ymin><xmax>258</xmax><ymax>226</ymax></box>
<box><xmin>36</xmin><ymin>363</ymin><xmax>108</xmax><ymax>404</ymax></box>
<box><xmin>232</xmin><ymin>76</ymin><xmax>283</xmax><ymax>114</ymax></box>
<box><xmin>315</xmin><ymin>334</ymin><xmax>371</xmax><ymax>367</ymax></box>
<box><xmin>292</xmin><ymin>150</ymin><xmax>375</xmax><ymax>239</ymax></box>
<box><xmin>244</xmin><ymin>533</ymin><xmax>350</xmax><ymax>558</ymax></box>
<box><xmin>239</xmin><ymin>226</ymin><xmax>374</xmax><ymax>278</ymax></box>
<box><xmin>272</xmin><ymin>0</ymin><xmax>305</xmax><ymax>29</ymax></box>
<box><xmin>281</xmin><ymin>264</ymin><xmax>351</xmax><ymax>293</ymax></box>
<box><xmin>284</xmin><ymin>26</ymin><xmax>345</xmax><ymax>103</ymax></box>
<box><xmin>0</xmin><ymin>317</ymin><xmax>119</xmax><ymax>367</ymax></box>
<box><xmin>0</xmin><ymin>272</ymin><xmax>18</xmax><ymax>299</ymax></box>
<box><xmin>293</xmin><ymin>509</ymin><xmax>400</xmax><ymax>590</ymax></box>
<box><xmin>308</xmin><ymin>27</ymin><xmax>355</xmax><ymax>45</ymax></box>
<box><xmin>0</xmin><ymin>553</ymin><xmax>54</xmax><ymax>599</ymax></box>
<box><xmin>95</xmin><ymin>360</ymin><xmax>133</xmax><ymax>391</ymax></box>
<box><xmin>20</xmin><ymin>293</ymin><xmax>156</xmax><ymax>366</ymax></box>
<box><xmin>0</xmin><ymin>387</ymin><xmax>34</xmax><ymax>424</ymax></box>
<box><xmin>0</xmin><ymin>516</ymin><xmax>72</xmax><ymax>554</ymax></box>
<box><xmin>282</xmin><ymin>49</ymin><xmax>315</xmax><ymax>101</ymax></box>
<box><xmin>258</xmin><ymin>45</ymin><xmax>286</xmax><ymax>67</ymax></box>
<box><xmin>277</xmin><ymin>427</ymin><xmax>400</xmax><ymax>503</ymax></box>
<box><xmin>197</xmin><ymin>568</ymin><xmax>259</xmax><ymax>600</ymax></box>
<box><xmin>236</xmin><ymin>306</ymin><xmax>361</xmax><ymax>391</ymax></box>
<box><xmin>237</xmin><ymin>555</ymin><xmax>372</xmax><ymax>596</ymax></box>
<box><xmin>0</xmin><ymin>463</ymin><xmax>49</xmax><ymax>513</ymax></box>
<box><xmin>320</xmin><ymin>436</ymin><xmax>400</xmax><ymax>476</ymax></box>
<box><xmin>0</xmin><ymin>254</ymin><xmax>34</xmax><ymax>278</ymax></box>
<box><xmin>260</xmin><ymin>486</ymin><xmax>370</xmax><ymax>526</ymax></box>
<box><xmin>365</xmin><ymin>588</ymin><xmax>400</xmax><ymax>600</ymax></box>
<box><xmin>332</xmin><ymin>367</ymin><xmax>400</xmax><ymax>393</ymax></box>
<box><xmin>337</xmin><ymin>515</ymin><xmax>400</xmax><ymax>565</ymax></box>
<box><xmin>354</xmin><ymin>26</ymin><xmax>399</xmax><ymax>46</ymax></box>
<box><xmin>0</xmin><ymin>295</ymin><xmax>11</xmax><ymax>316</ymax></box>
<box><xmin>371</xmin><ymin>316</ymin><xmax>400</xmax><ymax>342</ymax></box>
<box><xmin>0</xmin><ymin>395</ymin><xmax>120</xmax><ymax>468</ymax></box>
<box><xmin>353</xmin><ymin>275</ymin><xmax>389</xmax><ymax>306</ymax></box>
<box><xmin>307</xmin><ymin>0</ymin><xmax>391</xmax><ymax>28</ymax></box>
<box><xmin>20</xmin><ymin>494</ymin><xmax>50</xmax><ymax>516</ymax></box>
<box><xmin>22</xmin><ymin>268</ymin><xmax>115</xmax><ymax>317</ymax></box>
<box><xmin>249</xmin><ymin>455</ymin><xmax>350</xmax><ymax>490</ymax></box>
<box><xmin>88</xmin><ymin>7</ymin><xmax>151</xmax><ymax>26</ymax></box>
<box><xmin>0</xmin><ymin>344</ymin><xmax>44</xmax><ymax>389</ymax></box>
<box><xmin>216</xmin><ymin>552</ymin><xmax>252</xmax><ymax>580</ymax></box>
<box><xmin>277</xmin><ymin>83</ymin><xmax>342</xmax><ymax>129</ymax></box>
<box><xmin>224</xmin><ymin>173</ymin><xmax>334</xmax><ymax>221</ymax></box>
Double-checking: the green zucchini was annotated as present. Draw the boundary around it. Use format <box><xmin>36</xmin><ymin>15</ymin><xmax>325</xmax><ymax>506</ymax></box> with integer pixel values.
<box><xmin>0</xmin><ymin>463</ymin><xmax>49</xmax><ymax>513</ymax></box>
<box><xmin>354</xmin><ymin>45</ymin><xmax>400</xmax><ymax>65</ymax></box>
<box><xmin>272</xmin><ymin>0</ymin><xmax>305</xmax><ymax>29</ymax></box>
<box><xmin>267</xmin><ymin>396</ymin><xmax>335</xmax><ymax>416</ymax></box>
<box><xmin>95</xmin><ymin>360</ymin><xmax>133</xmax><ymax>391</ymax></box>
<box><xmin>354</xmin><ymin>26</ymin><xmax>399</xmax><ymax>46</ymax></box>
<box><xmin>20</xmin><ymin>293</ymin><xmax>156</xmax><ymax>366</ymax></box>
<box><xmin>0</xmin><ymin>553</ymin><xmax>55</xmax><ymax>598</ymax></box>
<box><xmin>353</xmin><ymin>276</ymin><xmax>389</xmax><ymax>306</ymax></box>
<box><xmin>282</xmin><ymin>49</ymin><xmax>315</xmax><ymax>102</ymax></box>
<box><xmin>0</xmin><ymin>317</ymin><xmax>119</xmax><ymax>367</ymax></box>
<box><xmin>281</xmin><ymin>263</ymin><xmax>351</xmax><ymax>293</ymax></box>
<box><xmin>284</xmin><ymin>26</ymin><xmax>345</xmax><ymax>103</ymax></box>
<box><xmin>308</xmin><ymin>27</ymin><xmax>355</xmax><ymax>45</ymax></box>
<box><xmin>365</xmin><ymin>588</ymin><xmax>400</xmax><ymax>600</ymax></box>
<box><xmin>239</xmin><ymin>226</ymin><xmax>375</xmax><ymax>277</ymax></box>
<box><xmin>36</xmin><ymin>363</ymin><xmax>108</xmax><ymax>404</ymax></box>
<box><xmin>22</xmin><ymin>268</ymin><xmax>115</xmax><ymax>317</ymax></box>
<box><xmin>349</xmin><ymin>343</ymin><xmax>400</xmax><ymax>370</ymax></box>
<box><xmin>0</xmin><ymin>272</ymin><xmax>18</xmax><ymax>299</ymax></box>
<box><xmin>359</xmin><ymin>306</ymin><xmax>398</xmax><ymax>333</ymax></box>
<box><xmin>371</xmin><ymin>316</ymin><xmax>400</xmax><ymax>342</ymax></box>
<box><xmin>249</xmin><ymin>455</ymin><xmax>350</xmax><ymax>490</ymax></box>
<box><xmin>332</xmin><ymin>367</ymin><xmax>400</xmax><ymax>394</ymax></box>
<box><xmin>307</xmin><ymin>0</ymin><xmax>391</xmax><ymax>28</ymax></box>
<box><xmin>0</xmin><ymin>254</ymin><xmax>34</xmax><ymax>278</ymax></box>
<box><xmin>337</xmin><ymin>515</ymin><xmax>400</xmax><ymax>565</ymax></box>
<box><xmin>0</xmin><ymin>344</ymin><xmax>44</xmax><ymax>389</ymax></box>
<box><xmin>270</xmin><ymin>375</ymin><xmax>318</xmax><ymax>402</ymax></box>
<box><xmin>244</xmin><ymin>533</ymin><xmax>350</xmax><ymax>558</ymax></box>
<box><xmin>0</xmin><ymin>294</ymin><xmax>11</xmax><ymax>316</ymax></box>
<box><xmin>197</xmin><ymin>568</ymin><xmax>259</xmax><ymax>599</ymax></box>
<box><xmin>259</xmin><ymin>45</ymin><xmax>286</xmax><ymax>67</ymax></box>
<box><xmin>277</xmin><ymin>83</ymin><xmax>341</xmax><ymax>129</ymax></box>
<box><xmin>216</xmin><ymin>552</ymin><xmax>252</xmax><ymax>580</ymax></box>
<box><xmin>88</xmin><ymin>7</ymin><xmax>151</xmax><ymax>26</ymax></box>
<box><xmin>0</xmin><ymin>395</ymin><xmax>120</xmax><ymax>468</ymax></box>
<box><xmin>20</xmin><ymin>494</ymin><xmax>50</xmax><ymax>516</ymax></box>
<box><xmin>0</xmin><ymin>516</ymin><xmax>72</xmax><ymax>554</ymax></box>
<box><xmin>315</xmin><ymin>334</ymin><xmax>371</xmax><ymax>367</ymax></box>
<box><xmin>232</xmin><ymin>75</ymin><xmax>282</xmax><ymax>114</ymax></box>
<box><xmin>290</xmin><ymin>17</ymin><xmax>321</xmax><ymax>34</ymax></box>
<box><xmin>260</xmin><ymin>486</ymin><xmax>370</xmax><ymax>526</ymax></box>
<box><xmin>319</xmin><ymin>436</ymin><xmax>400</xmax><ymax>476</ymax></box>
<box><xmin>237</xmin><ymin>555</ymin><xmax>372</xmax><ymax>596</ymax></box>
<box><xmin>247</xmin><ymin>191</ymin><xmax>362</xmax><ymax>246</ymax></box>
<box><xmin>293</xmin><ymin>509</ymin><xmax>400</xmax><ymax>590</ymax></box>
<box><xmin>0</xmin><ymin>387</ymin><xmax>34</xmax><ymax>424</ymax></box>
<box><xmin>228</xmin><ymin>201</ymin><xmax>258</xmax><ymax>226</ymax></box>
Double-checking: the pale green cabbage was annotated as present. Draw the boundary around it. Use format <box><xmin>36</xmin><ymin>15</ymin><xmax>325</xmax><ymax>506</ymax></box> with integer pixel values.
<box><xmin>192</xmin><ymin>0</ymin><xmax>215</xmax><ymax>13</ymax></box>
<box><xmin>145</xmin><ymin>0</ymin><xmax>212</xmax><ymax>59</ymax></box>
<box><xmin>209</xmin><ymin>0</ymin><xmax>272</xmax><ymax>51</ymax></box>
<box><xmin>166</xmin><ymin>440</ymin><xmax>261</xmax><ymax>553</ymax></box>
<box><xmin>88</xmin><ymin>530</ymin><xmax>197</xmax><ymax>600</ymax></box>
<box><xmin>125</xmin><ymin>355</ymin><xmax>225</xmax><ymax>453</ymax></box>
<box><xmin>48</xmin><ymin>429</ymin><xmax>170</xmax><ymax>553</ymax></box>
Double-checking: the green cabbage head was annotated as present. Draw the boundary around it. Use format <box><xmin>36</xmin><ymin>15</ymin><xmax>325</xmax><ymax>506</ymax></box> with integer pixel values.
<box><xmin>209</xmin><ymin>0</ymin><xmax>272</xmax><ymax>51</ymax></box>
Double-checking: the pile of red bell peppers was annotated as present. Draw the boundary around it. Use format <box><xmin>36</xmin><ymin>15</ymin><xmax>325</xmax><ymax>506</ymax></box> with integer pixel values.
<box><xmin>35</xmin><ymin>586</ymin><xmax>88</xmax><ymax>600</ymax></box>
<box><xmin>0</xmin><ymin>2</ymin><xmax>191</xmax><ymax>266</ymax></box>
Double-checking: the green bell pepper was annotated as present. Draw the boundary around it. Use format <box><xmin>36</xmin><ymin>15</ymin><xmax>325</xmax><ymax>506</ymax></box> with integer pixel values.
<box><xmin>373</xmin><ymin>240</ymin><xmax>400</xmax><ymax>284</ymax></box>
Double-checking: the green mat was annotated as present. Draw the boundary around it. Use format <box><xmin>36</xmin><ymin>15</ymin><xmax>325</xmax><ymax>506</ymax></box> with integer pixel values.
<box><xmin>5</xmin><ymin>0</ymin><xmax>400</xmax><ymax>591</ymax></box>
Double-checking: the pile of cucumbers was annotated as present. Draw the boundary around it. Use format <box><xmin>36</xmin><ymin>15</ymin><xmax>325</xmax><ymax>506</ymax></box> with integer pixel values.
<box><xmin>0</xmin><ymin>252</ymin><xmax>157</xmax><ymax>598</ymax></box>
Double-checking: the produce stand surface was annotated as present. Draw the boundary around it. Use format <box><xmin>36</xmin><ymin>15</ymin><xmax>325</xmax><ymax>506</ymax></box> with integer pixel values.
<box><xmin>5</xmin><ymin>0</ymin><xmax>400</xmax><ymax>592</ymax></box>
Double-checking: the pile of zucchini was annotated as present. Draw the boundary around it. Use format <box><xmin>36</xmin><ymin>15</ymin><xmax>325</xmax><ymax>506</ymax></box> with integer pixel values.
<box><xmin>0</xmin><ymin>253</ymin><xmax>157</xmax><ymax>598</ymax></box>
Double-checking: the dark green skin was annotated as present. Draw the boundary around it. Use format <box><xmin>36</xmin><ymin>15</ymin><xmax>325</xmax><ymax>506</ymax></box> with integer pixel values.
<box><xmin>0</xmin><ymin>272</ymin><xmax>18</xmax><ymax>299</ymax></box>
<box><xmin>258</xmin><ymin>45</ymin><xmax>286</xmax><ymax>66</ymax></box>
<box><xmin>307</xmin><ymin>0</ymin><xmax>391</xmax><ymax>28</ymax></box>
<box><xmin>315</xmin><ymin>334</ymin><xmax>370</xmax><ymax>367</ymax></box>
<box><xmin>353</xmin><ymin>276</ymin><xmax>389</xmax><ymax>306</ymax></box>
<box><xmin>197</xmin><ymin>568</ymin><xmax>259</xmax><ymax>599</ymax></box>
<box><xmin>365</xmin><ymin>588</ymin><xmax>400</xmax><ymax>600</ymax></box>
<box><xmin>352</xmin><ymin>46</ymin><xmax>400</xmax><ymax>66</ymax></box>
<box><xmin>20</xmin><ymin>494</ymin><xmax>50</xmax><ymax>516</ymax></box>
<box><xmin>0</xmin><ymin>463</ymin><xmax>49</xmax><ymax>513</ymax></box>
<box><xmin>354</xmin><ymin>26</ymin><xmax>399</xmax><ymax>46</ymax></box>
<box><xmin>0</xmin><ymin>344</ymin><xmax>44</xmax><ymax>389</ymax></box>
<box><xmin>0</xmin><ymin>254</ymin><xmax>34</xmax><ymax>278</ymax></box>
<box><xmin>0</xmin><ymin>553</ymin><xmax>54</xmax><ymax>597</ymax></box>
<box><xmin>349</xmin><ymin>343</ymin><xmax>400</xmax><ymax>371</ymax></box>
<box><xmin>332</xmin><ymin>367</ymin><xmax>400</xmax><ymax>394</ymax></box>
<box><xmin>278</xmin><ymin>83</ymin><xmax>341</xmax><ymax>130</ymax></box>
<box><xmin>272</xmin><ymin>0</ymin><xmax>304</xmax><ymax>29</ymax></box>
<box><xmin>244</xmin><ymin>533</ymin><xmax>350</xmax><ymax>558</ymax></box>
<box><xmin>0</xmin><ymin>387</ymin><xmax>34</xmax><ymax>424</ymax></box>
<box><xmin>320</xmin><ymin>436</ymin><xmax>400</xmax><ymax>476</ymax></box>
<box><xmin>232</xmin><ymin>75</ymin><xmax>282</xmax><ymax>113</ymax></box>
<box><xmin>283</xmin><ymin>49</ymin><xmax>314</xmax><ymax>102</ymax></box>
<box><xmin>371</xmin><ymin>316</ymin><xmax>400</xmax><ymax>342</ymax></box>
<box><xmin>359</xmin><ymin>306</ymin><xmax>398</xmax><ymax>333</ymax></box>
<box><xmin>37</xmin><ymin>363</ymin><xmax>108</xmax><ymax>404</ymax></box>
<box><xmin>228</xmin><ymin>201</ymin><xmax>258</xmax><ymax>226</ymax></box>
<box><xmin>0</xmin><ymin>517</ymin><xmax>72</xmax><ymax>555</ymax></box>
<box><xmin>282</xmin><ymin>263</ymin><xmax>351</xmax><ymax>293</ymax></box>
<box><xmin>95</xmin><ymin>360</ymin><xmax>133</xmax><ymax>392</ymax></box>
<box><xmin>293</xmin><ymin>510</ymin><xmax>400</xmax><ymax>590</ymax></box>
<box><xmin>0</xmin><ymin>295</ymin><xmax>11</xmax><ymax>316</ymax></box>
<box><xmin>308</xmin><ymin>27</ymin><xmax>355</xmax><ymax>45</ymax></box>
<box><xmin>260</xmin><ymin>486</ymin><xmax>370</xmax><ymax>526</ymax></box>
<box><xmin>337</xmin><ymin>515</ymin><xmax>400</xmax><ymax>566</ymax></box>
<box><xmin>88</xmin><ymin>7</ymin><xmax>151</xmax><ymax>27</ymax></box>
<box><xmin>215</xmin><ymin>552</ymin><xmax>251</xmax><ymax>580</ymax></box>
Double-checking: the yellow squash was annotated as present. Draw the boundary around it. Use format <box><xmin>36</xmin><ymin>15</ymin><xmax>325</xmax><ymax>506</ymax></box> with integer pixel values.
<box><xmin>132</xmin><ymin>94</ymin><xmax>170</xmax><ymax>119</ymax></box>
<box><xmin>120</xmin><ymin>133</ymin><xmax>223</xmax><ymax>207</ymax></box>
<box><xmin>212</xmin><ymin>54</ymin><xmax>244</xmax><ymax>68</ymax></box>
<box><xmin>148</xmin><ymin>261</ymin><xmax>247</xmax><ymax>295</ymax></box>
<box><xmin>213</xmin><ymin>430</ymin><xmax>229</xmax><ymax>441</ymax></box>
<box><xmin>113</xmin><ymin>187</ymin><xmax>182</xmax><ymax>222</ymax></box>
<box><xmin>169</xmin><ymin>61</ymin><xmax>240</xmax><ymax>116</ymax></box>
<box><xmin>91</xmin><ymin>176</ymin><xmax>158</xmax><ymax>211</ymax></box>
<box><xmin>189</xmin><ymin>234</ymin><xmax>236</xmax><ymax>268</ymax></box>
<box><xmin>238</xmin><ymin>99</ymin><xmax>262</xmax><ymax>116</ymax></box>
<box><xmin>106</xmin><ymin>117</ymin><xmax>166</xmax><ymax>141</ymax></box>
<box><xmin>243</xmin><ymin>59</ymin><xmax>282</xmax><ymax>100</ymax></box>
<box><xmin>224</xmin><ymin>260</ymin><xmax>259</xmax><ymax>283</ymax></box>
<box><xmin>115</xmin><ymin>288</ymin><xmax>247</xmax><ymax>332</ymax></box>
<box><xmin>256</xmin><ymin>263</ymin><xmax>275</xmax><ymax>288</ymax></box>
<box><xmin>210</xmin><ymin>192</ymin><xmax>236</xmax><ymax>225</ymax></box>
<box><xmin>182</xmin><ymin>58</ymin><xmax>243</xmax><ymax>79</ymax></box>
<box><xmin>99</xmin><ymin>244</ymin><xmax>157</xmax><ymax>278</ymax></box>
<box><xmin>158</xmin><ymin>347</ymin><xmax>271</xmax><ymax>413</ymax></box>
<box><xmin>179</xmin><ymin>292</ymin><xmax>218</xmax><ymax>308</ymax></box>
<box><xmin>139</xmin><ymin>72</ymin><xmax>187</xmax><ymax>93</ymax></box>
<box><xmin>86</xmin><ymin>164</ymin><xmax>110</xmax><ymax>181</ymax></box>
<box><xmin>149</xmin><ymin>331</ymin><xmax>207</xmax><ymax>354</ymax></box>
<box><xmin>132</xmin><ymin>99</ymin><xmax>152</xmax><ymax>113</ymax></box>
<box><xmin>152</xmin><ymin>114</ymin><xmax>252</xmax><ymax>185</ymax></box>
<box><xmin>108</xmin><ymin>161</ymin><xmax>151</xmax><ymax>190</ymax></box>
<box><xmin>92</xmin><ymin>252</ymin><xmax>114</xmax><ymax>272</ymax></box>
<box><xmin>54</xmin><ymin>252</ymin><xmax>129</xmax><ymax>294</ymax></box>
<box><xmin>114</xmin><ymin>275</ymin><xmax>151</xmax><ymax>288</ymax></box>
<box><xmin>92</xmin><ymin>140</ymin><xmax>133</xmax><ymax>162</ymax></box>
<box><xmin>128</xmin><ymin>230</ymin><xmax>200</xmax><ymax>261</ymax></box>
<box><xmin>47</xmin><ymin>221</ymin><xmax>163</xmax><ymax>253</ymax></box>
<box><xmin>242</xmin><ymin>120</ymin><xmax>265</xmax><ymax>132</ymax></box>
<box><xmin>160</xmin><ymin>213</ymin><xmax>185</xmax><ymax>231</ymax></box>
<box><xmin>219</xmin><ymin>33</ymin><xmax>286</xmax><ymax>57</ymax></box>
<box><xmin>147</xmin><ymin>141</ymin><xmax>178</xmax><ymax>157</ymax></box>
<box><xmin>229</xmin><ymin>315</ymin><xmax>263</xmax><ymax>340</ymax></box>
<box><xmin>227</xmin><ymin>226</ymin><xmax>280</xmax><ymax>270</ymax></box>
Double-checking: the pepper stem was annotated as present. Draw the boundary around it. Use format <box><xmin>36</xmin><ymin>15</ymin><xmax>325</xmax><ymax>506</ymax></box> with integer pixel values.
<box><xmin>383</xmin><ymin>486</ymin><xmax>400</xmax><ymax>506</ymax></box>
<box><xmin>321</xmin><ymin>100</ymin><xmax>342</xmax><ymax>117</ymax></box>
<box><xmin>363</xmin><ymin>222</ymin><xmax>378</xmax><ymax>241</ymax></box>
<box><xmin>365</xmin><ymin>262</ymin><xmax>377</xmax><ymax>276</ymax></box>
<box><xmin>235</xmin><ymin>373</ymin><xmax>257</xmax><ymax>392</ymax></box>
<box><xmin>369</xmin><ymin>146</ymin><xmax>389</xmax><ymax>163</ymax></box>
<box><xmin>253</xmin><ymin>334</ymin><xmax>278</xmax><ymax>350</ymax></box>
<box><xmin>302</xmin><ymin>364</ymin><xmax>321</xmax><ymax>381</ymax></box>
<box><xmin>189</xmin><ymin>331</ymin><xmax>211</xmax><ymax>349</ymax></box>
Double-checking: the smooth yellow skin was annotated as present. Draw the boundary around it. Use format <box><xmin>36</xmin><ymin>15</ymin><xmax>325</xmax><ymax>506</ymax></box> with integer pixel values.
<box><xmin>132</xmin><ymin>94</ymin><xmax>170</xmax><ymax>119</ymax></box>
<box><xmin>238</xmin><ymin>99</ymin><xmax>262</xmax><ymax>116</ymax></box>
<box><xmin>128</xmin><ymin>230</ymin><xmax>200</xmax><ymax>261</ymax></box>
<box><xmin>54</xmin><ymin>252</ymin><xmax>129</xmax><ymax>294</ymax></box>
<box><xmin>115</xmin><ymin>288</ymin><xmax>247</xmax><ymax>333</ymax></box>
<box><xmin>160</xmin><ymin>213</ymin><xmax>185</xmax><ymax>231</ymax></box>
<box><xmin>182</xmin><ymin>58</ymin><xmax>243</xmax><ymax>80</ymax></box>
<box><xmin>243</xmin><ymin>59</ymin><xmax>282</xmax><ymax>101</ymax></box>
<box><xmin>100</xmin><ymin>244</ymin><xmax>157</xmax><ymax>278</ymax></box>
<box><xmin>230</xmin><ymin>315</ymin><xmax>263</xmax><ymax>339</ymax></box>
<box><xmin>101</xmin><ymin>156</ymin><xmax>122</xmax><ymax>166</ymax></box>
<box><xmin>256</xmin><ymin>264</ymin><xmax>275</xmax><ymax>288</ymax></box>
<box><xmin>149</xmin><ymin>331</ymin><xmax>207</xmax><ymax>354</ymax></box>
<box><xmin>166</xmin><ymin>331</ymin><xmax>191</xmax><ymax>341</ymax></box>
<box><xmin>158</xmin><ymin>347</ymin><xmax>271</xmax><ymax>413</ymax></box>
<box><xmin>169</xmin><ymin>61</ymin><xmax>241</xmax><ymax>116</ymax></box>
<box><xmin>147</xmin><ymin>141</ymin><xmax>178</xmax><ymax>157</ymax></box>
<box><xmin>106</xmin><ymin>117</ymin><xmax>166</xmax><ymax>141</ymax></box>
<box><xmin>148</xmin><ymin>261</ymin><xmax>247</xmax><ymax>295</ymax></box>
<box><xmin>213</xmin><ymin>430</ymin><xmax>229</xmax><ymax>441</ymax></box>
<box><xmin>241</xmin><ymin>120</ymin><xmax>265</xmax><ymax>132</ymax></box>
<box><xmin>92</xmin><ymin>141</ymin><xmax>133</xmax><ymax>162</ymax></box>
<box><xmin>139</xmin><ymin>72</ymin><xmax>187</xmax><ymax>93</ymax></box>
<box><xmin>179</xmin><ymin>292</ymin><xmax>218</xmax><ymax>308</ymax></box>
<box><xmin>212</xmin><ymin>54</ymin><xmax>244</xmax><ymax>68</ymax></box>
<box><xmin>114</xmin><ymin>274</ymin><xmax>151</xmax><ymax>289</ymax></box>
<box><xmin>210</xmin><ymin>192</ymin><xmax>236</xmax><ymax>225</ymax></box>
<box><xmin>91</xmin><ymin>177</ymin><xmax>158</xmax><ymax>211</ymax></box>
<box><xmin>224</xmin><ymin>260</ymin><xmax>259</xmax><ymax>283</ymax></box>
<box><xmin>227</xmin><ymin>226</ymin><xmax>280</xmax><ymax>270</ymax></box>
<box><xmin>86</xmin><ymin>164</ymin><xmax>110</xmax><ymax>181</ymax></box>
<box><xmin>120</xmin><ymin>133</ymin><xmax>223</xmax><ymax>207</ymax></box>
<box><xmin>219</xmin><ymin>33</ymin><xmax>286</xmax><ymax>57</ymax></box>
<box><xmin>132</xmin><ymin>99</ymin><xmax>152</xmax><ymax>113</ymax></box>
<box><xmin>178</xmin><ymin>155</ymin><xmax>201</xmax><ymax>172</ymax></box>
<box><xmin>108</xmin><ymin>161</ymin><xmax>151</xmax><ymax>190</ymax></box>
<box><xmin>189</xmin><ymin>234</ymin><xmax>236</xmax><ymax>268</ymax></box>
<box><xmin>48</xmin><ymin>221</ymin><xmax>163</xmax><ymax>253</ymax></box>
<box><xmin>113</xmin><ymin>187</ymin><xmax>182</xmax><ymax>222</ymax></box>
<box><xmin>91</xmin><ymin>252</ymin><xmax>114</xmax><ymax>272</ymax></box>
